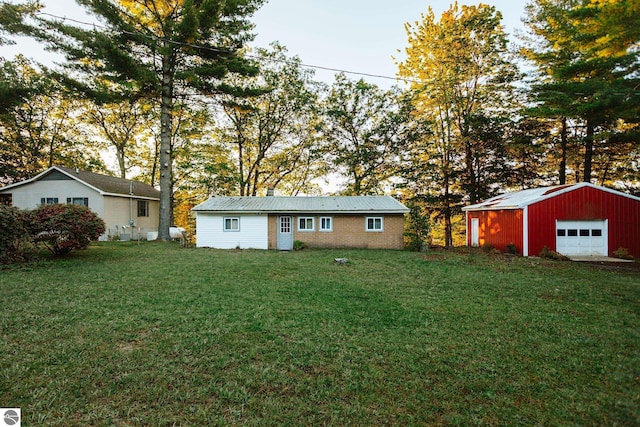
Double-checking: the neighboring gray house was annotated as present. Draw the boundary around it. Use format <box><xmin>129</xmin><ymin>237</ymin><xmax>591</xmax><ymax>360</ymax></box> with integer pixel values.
<box><xmin>192</xmin><ymin>195</ymin><xmax>409</xmax><ymax>250</ymax></box>
<box><xmin>0</xmin><ymin>166</ymin><xmax>160</xmax><ymax>240</ymax></box>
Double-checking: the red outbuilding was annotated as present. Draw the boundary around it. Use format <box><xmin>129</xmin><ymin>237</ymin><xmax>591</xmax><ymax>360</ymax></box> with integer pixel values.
<box><xmin>462</xmin><ymin>183</ymin><xmax>640</xmax><ymax>258</ymax></box>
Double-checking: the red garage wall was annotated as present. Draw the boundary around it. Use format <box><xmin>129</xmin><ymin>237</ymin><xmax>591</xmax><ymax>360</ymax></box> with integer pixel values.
<box><xmin>467</xmin><ymin>209</ymin><xmax>524</xmax><ymax>254</ymax></box>
<box><xmin>527</xmin><ymin>186</ymin><xmax>640</xmax><ymax>258</ymax></box>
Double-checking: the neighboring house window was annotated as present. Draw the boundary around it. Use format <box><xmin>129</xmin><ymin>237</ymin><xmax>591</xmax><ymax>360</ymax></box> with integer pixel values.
<box><xmin>366</xmin><ymin>216</ymin><xmax>384</xmax><ymax>231</ymax></box>
<box><xmin>320</xmin><ymin>216</ymin><xmax>333</xmax><ymax>232</ymax></box>
<box><xmin>224</xmin><ymin>217</ymin><xmax>240</xmax><ymax>231</ymax></box>
<box><xmin>298</xmin><ymin>217</ymin><xmax>314</xmax><ymax>231</ymax></box>
<box><xmin>67</xmin><ymin>197</ymin><xmax>89</xmax><ymax>207</ymax></box>
<box><xmin>40</xmin><ymin>197</ymin><xmax>59</xmax><ymax>205</ymax></box>
<box><xmin>137</xmin><ymin>200</ymin><xmax>149</xmax><ymax>217</ymax></box>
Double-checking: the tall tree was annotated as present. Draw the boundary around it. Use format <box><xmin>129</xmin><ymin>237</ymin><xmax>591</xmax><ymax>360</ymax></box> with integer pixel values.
<box><xmin>29</xmin><ymin>0</ymin><xmax>264</xmax><ymax>240</ymax></box>
<box><xmin>398</xmin><ymin>3</ymin><xmax>518</xmax><ymax>246</ymax></box>
<box><xmin>219</xmin><ymin>45</ymin><xmax>324</xmax><ymax>196</ymax></box>
<box><xmin>84</xmin><ymin>99</ymin><xmax>153</xmax><ymax>179</ymax></box>
<box><xmin>0</xmin><ymin>1</ymin><xmax>41</xmax><ymax>113</ymax></box>
<box><xmin>323</xmin><ymin>74</ymin><xmax>412</xmax><ymax>195</ymax></box>
<box><xmin>0</xmin><ymin>57</ymin><xmax>104</xmax><ymax>185</ymax></box>
<box><xmin>521</xmin><ymin>0</ymin><xmax>640</xmax><ymax>183</ymax></box>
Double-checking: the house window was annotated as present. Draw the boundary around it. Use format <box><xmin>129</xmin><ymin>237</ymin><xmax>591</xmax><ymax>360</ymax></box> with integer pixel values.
<box><xmin>40</xmin><ymin>197</ymin><xmax>59</xmax><ymax>205</ymax></box>
<box><xmin>67</xmin><ymin>197</ymin><xmax>89</xmax><ymax>207</ymax></box>
<box><xmin>224</xmin><ymin>217</ymin><xmax>240</xmax><ymax>232</ymax></box>
<box><xmin>137</xmin><ymin>200</ymin><xmax>149</xmax><ymax>217</ymax></box>
<box><xmin>298</xmin><ymin>217</ymin><xmax>314</xmax><ymax>231</ymax></box>
<box><xmin>320</xmin><ymin>217</ymin><xmax>333</xmax><ymax>232</ymax></box>
<box><xmin>366</xmin><ymin>217</ymin><xmax>384</xmax><ymax>231</ymax></box>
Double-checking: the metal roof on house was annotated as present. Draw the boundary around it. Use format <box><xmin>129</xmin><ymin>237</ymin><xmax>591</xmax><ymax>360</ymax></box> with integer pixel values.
<box><xmin>463</xmin><ymin>182</ymin><xmax>640</xmax><ymax>211</ymax></box>
<box><xmin>0</xmin><ymin>166</ymin><xmax>160</xmax><ymax>200</ymax></box>
<box><xmin>192</xmin><ymin>195</ymin><xmax>409</xmax><ymax>213</ymax></box>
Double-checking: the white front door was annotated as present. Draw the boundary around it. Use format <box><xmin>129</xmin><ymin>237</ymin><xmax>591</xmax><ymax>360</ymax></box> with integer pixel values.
<box><xmin>277</xmin><ymin>216</ymin><xmax>293</xmax><ymax>250</ymax></box>
<box><xmin>556</xmin><ymin>220</ymin><xmax>607</xmax><ymax>256</ymax></box>
<box><xmin>471</xmin><ymin>218</ymin><xmax>480</xmax><ymax>246</ymax></box>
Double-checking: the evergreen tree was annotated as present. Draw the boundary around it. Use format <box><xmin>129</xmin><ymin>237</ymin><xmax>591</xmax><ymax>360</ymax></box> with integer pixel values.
<box><xmin>522</xmin><ymin>0</ymin><xmax>640</xmax><ymax>184</ymax></box>
<box><xmin>27</xmin><ymin>0</ymin><xmax>264</xmax><ymax>240</ymax></box>
<box><xmin>0</xmin><ymin>1</ymin><xmax>41</xmax><ymax>113</ymax></box>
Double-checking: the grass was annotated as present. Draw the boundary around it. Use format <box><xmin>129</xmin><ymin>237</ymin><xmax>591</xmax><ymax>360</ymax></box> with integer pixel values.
<box><xmin>1</xmin><ymin>243</ymin><xmax>639</xmax><ymax>426</ymax></box>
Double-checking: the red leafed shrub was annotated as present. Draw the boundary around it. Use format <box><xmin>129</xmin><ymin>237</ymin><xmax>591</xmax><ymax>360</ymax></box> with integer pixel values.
<box><xmin>0</xmin><ymin>204</ymin><xmax>34</xmax><ymax>263</ymax></box>
<box><xmin>32</xmin><ymin>204</ymin><xmax>105</xmax><ymax>256</ymax></box>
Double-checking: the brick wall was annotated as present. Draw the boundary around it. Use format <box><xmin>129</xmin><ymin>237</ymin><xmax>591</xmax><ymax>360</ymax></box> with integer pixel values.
<box><xmin>268</xmin><ymin>214</ymin><xmax>405</xmax><ymax>250</ymax></box>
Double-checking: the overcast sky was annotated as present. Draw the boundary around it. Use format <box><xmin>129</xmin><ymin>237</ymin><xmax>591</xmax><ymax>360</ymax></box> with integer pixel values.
<box><xmin>3</xmin><ymin>0</ymin><xmax>528</xmax><ymax>87</ymax></box>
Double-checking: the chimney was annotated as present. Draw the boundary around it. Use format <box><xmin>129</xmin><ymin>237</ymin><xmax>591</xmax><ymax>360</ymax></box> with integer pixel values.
<box><xmin>266</xmin><ymin>187</ymin><xmax>275</xmax><ymax>197</ymax></box>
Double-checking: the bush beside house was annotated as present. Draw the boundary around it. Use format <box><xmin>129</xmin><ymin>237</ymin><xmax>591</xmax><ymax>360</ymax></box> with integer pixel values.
<box><xmin>0</xmin><ymin>205</ymin><xmax>34</xmax><ymax>263</ymax></box>
<box><xmin>32</xmin><ymin>204</ymin><xmax>106</xmax><ymax>256</ymax></box>
<box><xmin>1</xmin><ymin>204</ymin><xmax>105</xmax><ymax>263</ymax></box>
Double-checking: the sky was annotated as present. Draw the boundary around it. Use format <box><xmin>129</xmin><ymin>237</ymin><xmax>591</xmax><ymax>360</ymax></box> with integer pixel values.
<box><xmin>3</xmin><ymin>0</ymin><xmax>529</xmax><ymax>88</ymax></box>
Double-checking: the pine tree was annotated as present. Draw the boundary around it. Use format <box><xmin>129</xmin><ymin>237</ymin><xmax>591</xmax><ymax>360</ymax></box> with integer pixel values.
<box><xmin>28</xmin><ymin>0</ymin><xmax>264</xmax><ymax>240</ymax></box>
<box><xmin>521</xmin><ymin>0</ymin><xmax>640</xmax><ymax>184</ymax></box>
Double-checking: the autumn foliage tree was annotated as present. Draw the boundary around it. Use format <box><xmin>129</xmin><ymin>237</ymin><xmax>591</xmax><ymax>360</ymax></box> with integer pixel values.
<box><xmin>398</xmin><ymin>2</ymin><xmax>518</xmax><ymax>246</ymax></box>
<box><xmin>323</xmin><ymin>74</ymin><xmax>414</xmax><ymax>195</ymax></box>
<box><xmin>219</xmin><ymin>45</ymin><xmax>324</xmax><ymax>196</ymax></box>
<box><xmin>0</xmin><ymin>57</ymin><xmax>105</xmax><ymax>185</ymax></box>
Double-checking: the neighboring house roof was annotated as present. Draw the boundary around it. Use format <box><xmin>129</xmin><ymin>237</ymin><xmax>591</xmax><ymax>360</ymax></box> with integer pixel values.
<box><xmin>463</xmin><ymin>182</ymin><xmax>640</xmax><ymax>212</ymax></box>
<box><xmin>192</xmin><ymin>195</ymin><xmax>410</xmax><ymax>214</ymax></box>
<box><xmin>0</xmin><ymin>166</ymin><xmax>160</xmax><ymax>200</ymax></box>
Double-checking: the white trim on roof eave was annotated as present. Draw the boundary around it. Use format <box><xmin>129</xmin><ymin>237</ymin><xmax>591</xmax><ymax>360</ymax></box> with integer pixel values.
<box><xmin>0</xmin><ymin>166</ymin><xmax>160</xmax><ymax>200</ymax></box>
<box><xmin>0</xmin><ymin>166</ymin><xmax>108</xmax><ymax>195</ymax></box>
<box><xmin>193</xmin><ymin>210</ymin><xmax>264</xmax><ymax>215</ymax></box>
<box><xmin>462</xmin><ymin>205</ymin><xmax>521</xmax><ymax>212</ymax></box>
<box><xmin>0</xmin><ymin>167</ymin><xmax>59</xmax><ymax>192</ymax></box>
<box><xmin>524</xmin><ymin>182</ymin><xmax>640</xmax><ymax>206</ymax></box>
<box><xmin>51</xmin><ymin>166</ymin><xmax>109</xmax><ymax>195</ymax></box>
<box><xmin>101</xmin><ymin>192</ymin><xmax>160</xmax><ymax>201</ymax></box>
<box><xmin>462</xmin><ymin>182</ymin><xmax>640</xmax><ymax>211</ymax></box>
<box><xmin>192</xmin><ymin>209</ymin><xmax>409</xmax><ymax>214</ymax></box>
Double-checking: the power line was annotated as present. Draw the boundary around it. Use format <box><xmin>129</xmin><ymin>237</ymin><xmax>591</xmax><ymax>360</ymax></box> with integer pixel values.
<box><xmin>34</xmin><ymin>11</ymin><xmax>418</xmax><ymax>85</ymax></box>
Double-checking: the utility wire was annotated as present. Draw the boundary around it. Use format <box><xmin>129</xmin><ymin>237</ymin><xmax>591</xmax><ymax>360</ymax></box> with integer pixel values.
<box><xmin>34</xmin><ymin>11</ymin><xmax>417</xmax><ymax>85</ymax></box>
<box><xmin>28</xmin><ymin>11</ymin><xmax>640</xmax><ymax>95</ymax></box>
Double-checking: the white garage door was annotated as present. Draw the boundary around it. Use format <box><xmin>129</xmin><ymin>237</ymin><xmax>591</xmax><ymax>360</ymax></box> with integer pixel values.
<box><xmin>556</xmin><ymin>220</ymin><xmax>607</xmax><ymax>256</ymax></box>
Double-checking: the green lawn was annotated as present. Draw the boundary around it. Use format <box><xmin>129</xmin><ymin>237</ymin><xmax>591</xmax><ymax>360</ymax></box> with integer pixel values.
<box><xmin>1</xmin><ymin>243</ymin><xmax>639</xmax><ymax>426</ymax></box>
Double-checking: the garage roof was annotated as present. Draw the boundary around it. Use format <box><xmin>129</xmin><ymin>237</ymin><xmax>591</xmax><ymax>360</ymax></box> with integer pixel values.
<box><xmin>192</xmin><ymin>195</ymin><xmax>409</xmax><ymax>214</ymax></box>
<box><xmin>463</xmin><ymin>182</ymin><xmax>640</xmax><ymax>211</ymax></box>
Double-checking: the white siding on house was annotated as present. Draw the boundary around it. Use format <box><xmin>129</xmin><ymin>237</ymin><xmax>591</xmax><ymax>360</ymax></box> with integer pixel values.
<box><xmin>196</xmin><ymin>213</ymin><xmax>268</xmax><ymax>249</ymax></box>
<box><xmin>5</xmin><ymin>179</ymin><xmax>105</xmax><ymax>217</ymax></box>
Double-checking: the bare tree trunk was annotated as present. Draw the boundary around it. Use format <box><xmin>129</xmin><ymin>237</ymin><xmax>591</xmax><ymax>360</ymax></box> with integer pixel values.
<box><xmin>443</xmin><ymin>173</ymin><xmax>453</xmax><ymax>248</ymax></box>
<box><xmin>158</xmin><ymin>50</ymin><xmax>175</xmax><ymax>241</ymax></box>
<box><xmin>559</xmin><ymin>117</ymin><xmax>567</xmax><ymax>185</ymax></box>
<box><xmin>465</xmin><ymin>140</ymin><xmax>477</xmax><ymax>204</ymax></box>
<box><xmin>583</xmin><ymin>119</ymin><xmax>594</xmax><ymax>183</ymax></box>
<box><xmin>150</xmin><ymin>135</ymin><xmax>159</xmax><ymax>187</ymax></box>
<box><xmin>117</xmin><ymin>146</ymin><xmax>126</xmax><ymax>179</ymax></box>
